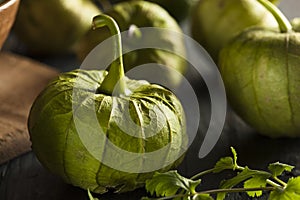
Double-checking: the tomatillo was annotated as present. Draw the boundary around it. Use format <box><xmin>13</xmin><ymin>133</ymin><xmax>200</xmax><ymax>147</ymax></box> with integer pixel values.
<box><xmin>14</xmin><ymin>0</ymin><xmax>100</xmax><ymax>54</ymax></box>
<box><xmin>219</xmin><ymin>0</ymin><xmax>300</xmax><ymax>137</ymax></box>
<box><xmin>106</xmin><ymin>0</ymin><xmax>195</xmax><ymax>22</ymax></box>
<box><xmin>191</xmin><ymin>0</ymin><xmax>279</xmax><ymax>62</ymax></box>
<box><xmin>28</xmin><ymin>14</ymin><xmax>187</xmax><ymax>194</ymax></box>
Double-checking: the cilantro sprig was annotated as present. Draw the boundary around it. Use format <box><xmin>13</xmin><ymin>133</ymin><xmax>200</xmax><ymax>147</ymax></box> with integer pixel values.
<box><xmin>87</xmin><ymin>147</ymin><xmax>299</xmax><ymax>200</ymax></box>
<box><xmin>142</xmin><ymin>147</ymin><xmax>299</xmax><ymax>200</ymax></box>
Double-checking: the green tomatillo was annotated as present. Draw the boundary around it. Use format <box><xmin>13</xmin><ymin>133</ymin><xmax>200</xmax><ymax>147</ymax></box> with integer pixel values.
<box><xmin>146</xmin><ymin>0</ymin><xmax>196</xmax><ymax>22</ymax></box>
<box><xmin>14</xmin><ymin>0</ymin><xmax>101</xmax><ymax>54</ymax></box>
<box><xmin>105</xmin><ymin>0</ymin><xmax>196</xmax><ymax>22</ymax></box>
<box><xmin>28</xmin><ymin>14</ymin><xmax>187</xmax><ymax>194</ymax></box>
<box><xmin>75</xmin><ymin>0</ymin><xmax>186</xmax><ymax>88</ymax></box>
<box><xmin>191</xmin><ymin>0</ymin><xmax>279</xmax><ymax>63</ymax></box>
<box><xmin>219</xmin><ymin>0</ymin><xmax>300</xmax><ymax>137</ymax></box>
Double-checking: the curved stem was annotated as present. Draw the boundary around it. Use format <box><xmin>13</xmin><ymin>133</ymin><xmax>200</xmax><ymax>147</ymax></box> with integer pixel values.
<box><xmin>266</xmin><ymin>179</ymin><xmax>283</xmax><ymax>189</ymax></box>
<box><xmin>93</xmin><ymin>14</ymin><xmax>126</xmax><ymax>96</ymax></box>
<box><xmin>273</xmin><ymin>176</ymin><xmax>288</xmax><ymax>188</ymax></box>
<box><xmin>257</xmin><ymin>0</ymin><xmax>292</xmax><ymax>33</ymax></box>
<box><xmin>87</xmin><ymin>189</ymin><xmax>96</xmax><ymax>200</ymax></box>
<box><xmin>197</xmin><ymin>186</ymin><xmax>275</xmax><ymax>195</ymax></box>
<box><xmin>190</xmin><ymin>168</ymin><xmax>215</xmax><ymax>180</ymax></box>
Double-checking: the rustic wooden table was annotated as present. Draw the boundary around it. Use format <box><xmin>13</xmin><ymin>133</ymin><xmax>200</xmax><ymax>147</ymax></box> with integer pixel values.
<box><xmin>0</xmin><ymin>52</ymin><xmax>58</xmax><ymax>164</ymax></box>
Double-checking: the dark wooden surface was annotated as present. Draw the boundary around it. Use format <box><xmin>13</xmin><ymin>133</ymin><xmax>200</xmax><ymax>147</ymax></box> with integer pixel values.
<box><xmin>0</xmin><ymin>52</ymin><xmax>58</xmax><ymax>164</ymax></box>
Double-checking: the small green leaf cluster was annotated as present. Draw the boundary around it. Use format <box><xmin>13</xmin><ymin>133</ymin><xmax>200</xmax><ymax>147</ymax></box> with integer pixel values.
<box><xmin>139</xmin><ymin>147</ymin><xmax>300</xmax><ymax>200</ymax></box>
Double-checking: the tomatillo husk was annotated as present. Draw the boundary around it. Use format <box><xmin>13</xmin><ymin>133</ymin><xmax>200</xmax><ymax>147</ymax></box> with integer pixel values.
<box><xmin>219</xmin><ymin>0</ymin><xmax>300</xmax><ymax>137</ymax></box>
<box><xmin>191</xmin><ymin>0</ymin><xmax>279</xmax><ymax>62</ymax></box>
<box><xmin>14</xmin><ymin>0</ymin><xmax>100</xmax><ymax>54</ymax></box>
<box><xmin>28</xmin><ymin>14</ymin><xmax>187</xmax><ymax>194</ymax></box>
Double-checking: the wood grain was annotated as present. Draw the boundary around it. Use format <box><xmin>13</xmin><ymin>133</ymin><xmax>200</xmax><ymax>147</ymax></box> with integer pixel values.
<box><xmin>0</xmin><ymin>52</ymin><xmax>58</xmax><ymax>164</ymax></box>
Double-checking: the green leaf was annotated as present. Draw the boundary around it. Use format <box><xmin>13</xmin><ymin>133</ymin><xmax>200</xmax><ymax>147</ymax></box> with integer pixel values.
<box><xmin>221</xmin><ymin>167</ymin><xmax>270</xmax><ymax>189</ymax></box>
<box><xmin>216</xmin><ymin>191</ymin><xmax>226</xmax><ymax>200</ymax></box>
<box><xmin>244</xmin><ymin>175</ymin><xmax>268</xmax><ymax>197</ymax></box>
<box><xmin>216</xmin><ymin>167</ymin><xmax>271</xmax><ymax>200</ymax></box>
<box><xmin>269</xmin><ymin>177</ymin><xmax>300</xmax><ymax>200</ymax></box>
<box><xmin>230</xmin><ymin>147</ymin><xmax>238</xmax><ymax>169</ymax></box>
<box><xmin>145</xmin><ymin>170</ymin><xmax>202</xmax><ymax>197</ymax></box>
<box><xmin>213</xmin><ymin>147</ymin><xmax>239</xmax><ymax>173</ymax></box>
<box><xmin>268</xmin><ymin>162</ymin><xmax>294</xmax><ymax>177</ymax></box>
<box><xmin>213</xmin><ymin>157</ymin><xmax>235</xmax><ymax>173</ymax></box>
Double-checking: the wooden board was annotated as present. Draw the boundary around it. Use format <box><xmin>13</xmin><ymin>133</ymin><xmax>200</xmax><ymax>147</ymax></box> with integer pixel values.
<box><xmin>0</xmin><ymin>52</ymin><xmax>58</xmax><ymax>164</ymax></box>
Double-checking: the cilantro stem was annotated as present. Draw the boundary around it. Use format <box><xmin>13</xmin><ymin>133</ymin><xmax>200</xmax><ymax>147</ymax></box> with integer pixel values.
<box><xmin>236</xmin><ymin>165</ymin><xmax>245</xmax><ymax>171</ymax></box>
<box><xmin>271</xmin><ymin>176</ymin><xmax>287</xmax><ymax>188</ymax></box>
<box><xmin>266</xmin><ymin>179</ymin><xmax>283</xmax><ymax>188</ymax></box>
<box><xmin>190</xmin><ymin>168</ymin><xmax>215</xmax><ymax>180</ymax></box>
<box><xmin>190</xmin><ymin>164</ymin><xmax>244</xmax><ymax>181</ymax></box>
<box><xmin>197</xmin><ymin>186</ymin><xmax>275</xmax><ymax>195</ymax></box>
<box><xmin>87</xmin><ymin>189</ymin><xmax>98</xmax><ymax>200</ymax></box>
